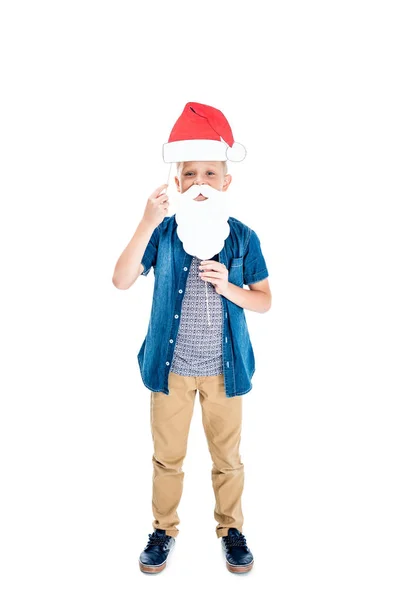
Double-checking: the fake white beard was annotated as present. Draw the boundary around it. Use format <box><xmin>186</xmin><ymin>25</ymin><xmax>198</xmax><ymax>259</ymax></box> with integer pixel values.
<box><xmin>169</xmin><ymin>184</ymin><xmax>231</xmax><ymax>260</ymax></box>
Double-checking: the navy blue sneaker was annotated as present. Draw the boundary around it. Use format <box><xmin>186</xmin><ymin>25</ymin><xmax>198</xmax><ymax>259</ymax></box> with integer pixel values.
<box><xmin>139</xmin><ymin>529</ymin><xmax>175</xmax><ymax>574</ymax></box>
<box><xmin>221</xmin><ymin>528</ymin><xmax>254</xmax><ymax>573</ymax></box>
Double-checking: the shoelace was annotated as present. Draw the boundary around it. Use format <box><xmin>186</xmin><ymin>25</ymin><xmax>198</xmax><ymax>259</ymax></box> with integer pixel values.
<box><xmin>225</xmin><ymin>532</ymin><xmax>248</xmax><ymax>548</ymax></box>
<box><xmin>146</xmin><ymin>532</ymin><xmax>169</xmax><ymax>548</ymax></box>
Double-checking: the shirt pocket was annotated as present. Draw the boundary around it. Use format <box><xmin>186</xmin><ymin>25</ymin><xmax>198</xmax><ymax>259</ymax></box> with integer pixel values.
<box><xmin>228</xmin><ymin>256</ymin><xmax>244</xmax><ymax>287</ymax></box>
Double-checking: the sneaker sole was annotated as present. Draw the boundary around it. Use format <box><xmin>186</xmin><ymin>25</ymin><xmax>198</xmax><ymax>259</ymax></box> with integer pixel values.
<box><xmin>226</xmin><ymin>559</ymin><xmax>254</xmax><ymax>573</ymax></box>
<box><xmin>139</xmin><ymin>560</ymin><xmax>167</xmax><ymax>574</ymax></box>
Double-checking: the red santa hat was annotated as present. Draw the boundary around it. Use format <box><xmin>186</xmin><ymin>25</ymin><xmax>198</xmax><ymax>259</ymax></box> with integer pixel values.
<box><xmin>162</xmin><ymin>102</ymin><xmax>246</xmax><ymax>163</ymax></box>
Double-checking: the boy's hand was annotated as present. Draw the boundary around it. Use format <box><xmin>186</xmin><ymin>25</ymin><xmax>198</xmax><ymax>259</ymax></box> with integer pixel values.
<box><xmin>199</xmin><ymin>260</ymin><xmax>229</xmax><ymax>295</ymax></box>
<box><xmin>142</xmin><ymin>183</ymin><xmax>169</xmax><ymax>229</ymax></box>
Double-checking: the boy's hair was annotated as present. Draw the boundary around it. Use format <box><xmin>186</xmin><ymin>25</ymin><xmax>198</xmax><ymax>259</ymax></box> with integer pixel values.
<box><xmin>176</xmin><ymin>161</ymin><xmax>228</xmax><ymax>176</ymax></box>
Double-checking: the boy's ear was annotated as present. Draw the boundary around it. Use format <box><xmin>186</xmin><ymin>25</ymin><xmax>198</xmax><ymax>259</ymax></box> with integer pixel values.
<box><xmin>174</xmin><ymin>175</ymin><xmax>180</xmax><ymax>191</ymax></box>
<box><xmin>223</xmin><ymin>174</ymin><xmax>232</xmax><ymax>191</ymax></box>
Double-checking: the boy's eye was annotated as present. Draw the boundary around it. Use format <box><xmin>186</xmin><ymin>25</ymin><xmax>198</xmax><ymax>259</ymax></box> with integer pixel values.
<box><xmin>184</xmin><ymin>172</ymin><xmax>194</xmax><ymax>176</ymax></box>
<box><xmin>207</xmin><ymin>172</ymin><xmax>215</xmax><ymax>176</ymax></box>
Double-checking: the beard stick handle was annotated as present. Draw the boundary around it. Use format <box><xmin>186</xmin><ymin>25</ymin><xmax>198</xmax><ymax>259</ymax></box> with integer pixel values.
<box><xmin>165</xmin><ymin>162</ymin><xmax>176</xmax><ymax>217</ymax></box>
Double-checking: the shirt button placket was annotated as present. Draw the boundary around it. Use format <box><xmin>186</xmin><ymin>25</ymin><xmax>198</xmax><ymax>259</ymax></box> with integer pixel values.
<box><xmin>167</xmin><ymin>264</ymin><xmax>187</xmax><ymax>376</ymax></box>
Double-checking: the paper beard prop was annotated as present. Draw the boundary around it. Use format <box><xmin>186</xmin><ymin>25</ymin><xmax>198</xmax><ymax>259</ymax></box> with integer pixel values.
<box><xmin>169</xmin><ymin>184</ymin><xmax>231</xmax><ymax>261</ymax></box>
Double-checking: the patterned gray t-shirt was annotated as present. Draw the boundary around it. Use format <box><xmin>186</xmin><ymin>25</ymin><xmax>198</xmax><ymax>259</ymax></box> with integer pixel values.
<box><xmin>170</xmin><ymin>255</ymin><xmax>223</xmax><ymax>376</ymax></box>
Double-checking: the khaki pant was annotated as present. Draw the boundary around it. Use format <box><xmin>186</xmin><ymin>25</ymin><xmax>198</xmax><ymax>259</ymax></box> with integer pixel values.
<box><xmin>150</xmin><ymin>371</ymin><xmax>244</xmax><ymax>539</ymax></box>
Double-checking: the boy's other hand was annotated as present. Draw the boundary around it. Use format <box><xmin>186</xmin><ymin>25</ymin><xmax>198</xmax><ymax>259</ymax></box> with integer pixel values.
<box><xmin>199</xmin><ymin>260</ymin><xmax>229</xmax><ymax>295</ymax></box>
<box><xmin>142</xmin><ymin>183</ymin><xmax>170</xmax><ymax>229</ymax></box>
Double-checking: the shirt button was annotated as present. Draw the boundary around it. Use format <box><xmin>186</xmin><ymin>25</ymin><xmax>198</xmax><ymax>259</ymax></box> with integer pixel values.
<box><xmin>175</xmin><ymin>314</ymin><xmax>179</xmax><ymax>319</ymax></box>
<box><xmin>169</xmin><ymin>339</ymin><xmax>174</xmax><ymax>343</ymax></box>
<box><xmin>166</xmin><ymin>361</ymin><xmax>170</xmax><ymax>366</ymax></box>
<box><xmin>179</xmin><ymin>289</ymin><xmax>183</xmax><ymax>293</ymax></box>
<box><xmin>184</xmin><ymin>267</ymin><xmax>188</xmax><ymax>271</ymax></box>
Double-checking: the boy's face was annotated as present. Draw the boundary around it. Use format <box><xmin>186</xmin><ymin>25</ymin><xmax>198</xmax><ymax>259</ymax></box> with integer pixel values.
<box><xmin>175</xmin><ymin>161</ymin><xmax>232</xmax><ymax>201</ymax></box>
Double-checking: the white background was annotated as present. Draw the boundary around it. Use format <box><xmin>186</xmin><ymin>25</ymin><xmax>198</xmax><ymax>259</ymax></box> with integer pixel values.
<box><xmin>1</xmin><ymin>1</ymin><xmax>399</xmax><ymax>598</ymax></box>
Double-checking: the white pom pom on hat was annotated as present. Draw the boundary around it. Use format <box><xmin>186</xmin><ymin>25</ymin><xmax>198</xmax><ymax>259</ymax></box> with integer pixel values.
<box><xmin>226</xmin><ymin>142</ymin><xmax>247</xmax><ymax>162</ymax></box>
<box><xmin>162</xmin><ymin>102</ymin><xmax>247</xmax><ymax>163</ymax></box>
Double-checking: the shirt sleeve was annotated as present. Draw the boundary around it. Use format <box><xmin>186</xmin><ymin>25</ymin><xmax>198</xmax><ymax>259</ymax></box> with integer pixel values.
<box><xmin>140</xmin><ymin>225</ymin><xmax>160</xmax><ymax>277</ymax></box>
<box><xmin>243</xmin><ymin>228</ymin><xmax>269</xmax><ymax>285</ymax></box>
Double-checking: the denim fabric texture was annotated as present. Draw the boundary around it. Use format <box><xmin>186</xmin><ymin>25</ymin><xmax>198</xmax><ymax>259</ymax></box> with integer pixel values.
<box><xmin>137</xmin><ymin>214</ymin><xmax>269</xmax><ymax>398</ymax></box>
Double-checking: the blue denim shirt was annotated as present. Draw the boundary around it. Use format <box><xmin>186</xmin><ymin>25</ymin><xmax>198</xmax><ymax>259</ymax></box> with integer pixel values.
<box><xmin>137</xmin><ymin>214</ymin><xmax>269</xmax><ymax>398</ymax></box>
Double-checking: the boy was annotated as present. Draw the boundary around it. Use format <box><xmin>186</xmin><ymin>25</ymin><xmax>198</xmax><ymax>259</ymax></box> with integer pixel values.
<box><xmin>112</xmin><ymin>103</ymin><xmax>272</xmax><ymax>574</ymax></box>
